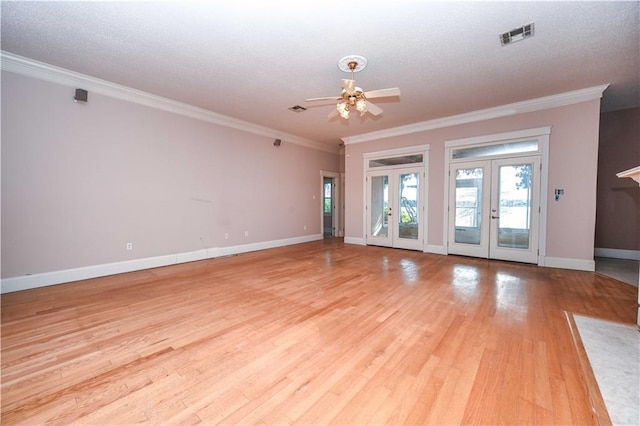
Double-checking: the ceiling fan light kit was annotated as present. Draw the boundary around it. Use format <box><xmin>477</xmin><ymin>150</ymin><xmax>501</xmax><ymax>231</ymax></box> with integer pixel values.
<box><xmin>306</xmin><ymin>55</ymin><xmax>400</xmax><ymax>120</ymax></box>
<box><xmin>336</xmin><ymin>88</ymin><xmax>368</xmax><ymax>119</ymax></box>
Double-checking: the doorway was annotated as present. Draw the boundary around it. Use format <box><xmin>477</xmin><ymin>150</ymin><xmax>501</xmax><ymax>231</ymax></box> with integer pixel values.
<box><xmin>363</xmin><ymin>146</ymin><xmax>429</xmax><ymax>251</ymax></box>
<box><xmin>323</xmin><ymin>177</ymin><xmax>335</xmax><ymax>238</ymax></box>
<box><xmin>448</xmin><ymin>155</ymin><xmax>541</xmax><ymax>263</ymax></box>
<box><xmin>321</xmin><ymin>171</ymin><xmax>341</xmax><ymax>238</ymax></box>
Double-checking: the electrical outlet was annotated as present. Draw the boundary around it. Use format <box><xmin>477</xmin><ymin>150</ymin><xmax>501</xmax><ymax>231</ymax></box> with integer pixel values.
<box><xmin>126</xmin><ymin>242</ymin><xmax>133</xmax><ymax>251</ymax></box>
<box><xmin>244</xmin><ymin>231</ymin><xmax>249</xmax><ymax>237</ymax></box>
<box><xmin>224</xmin><ymin>233</ymin><xmax>229</xmax><ymax>239</ymax></box>
<box><xmin>303</xmin><ymin>225</ymin><xmax>307</xmax><ymax>231</ymax></box>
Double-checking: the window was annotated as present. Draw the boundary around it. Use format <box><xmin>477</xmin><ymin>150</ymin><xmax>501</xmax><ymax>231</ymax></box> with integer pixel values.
<box><xmin>369</xmin><ymin>154</ymin><xmax>423</xmax><ymax>168</ymax></box>
<box><xmin>452</xmin><ymin>140</ymin><xmax>538</xmax><ymax>160</ymax></box>
<box><xmin>455</xmin><ymin>168</ymin><xmax>483</xmax><ymax>228</ymax></box>
<box><xmin>324</xmin><ymin>182</ymin><xmax>332</xmax><ymax>214</ymax></box>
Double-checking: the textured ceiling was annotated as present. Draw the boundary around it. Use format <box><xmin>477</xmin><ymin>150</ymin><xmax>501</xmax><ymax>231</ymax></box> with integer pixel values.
<box><xmin>2</xmin><ymin>1</ymin><xmax>639</xmax><ymax>147</ymax></box>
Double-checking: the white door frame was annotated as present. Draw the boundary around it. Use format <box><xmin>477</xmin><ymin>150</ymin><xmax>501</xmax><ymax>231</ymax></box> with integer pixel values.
<box><xmin>443</xmin><ymin>127</ymin><xmax>551</xmax><ymax>266</ymax></box>
<box><xmin>362</xmin><ymin>145</ymin><xmax>430</xmax><ymax>251</ymax></box>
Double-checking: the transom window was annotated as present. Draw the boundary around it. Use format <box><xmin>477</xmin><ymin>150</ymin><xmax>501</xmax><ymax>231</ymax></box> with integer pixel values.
<box><xmin>451</xmin><ymin>140</ymin><xmax>539</xmax><ymax>161</ymax></box>
<box><xmin>369</xmin><ymin>154</ymin><xmax>423</xmax><ymax>168</ymax></box>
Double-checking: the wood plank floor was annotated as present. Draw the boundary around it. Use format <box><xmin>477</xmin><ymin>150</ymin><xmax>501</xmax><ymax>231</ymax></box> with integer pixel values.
<box><xmin>1</xmin><ymin>239</ymin><xmax>636</xmax><ymax>425</ymax></box>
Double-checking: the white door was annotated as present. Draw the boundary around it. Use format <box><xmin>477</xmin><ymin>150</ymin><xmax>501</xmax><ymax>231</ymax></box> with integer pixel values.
<box><xmin>448</xmin><ymin>156</ymin><xmax>540</xmax><ymax>263</ymax></box>
<box><xmin>448</xmin><ymin>160</ymin><xmax>489</xmax><ymax>258</ymax></box>
<box><xmin>366</xmin><ymin>167</ymin><xmax>423</xmax><ymax>250</ymax></box>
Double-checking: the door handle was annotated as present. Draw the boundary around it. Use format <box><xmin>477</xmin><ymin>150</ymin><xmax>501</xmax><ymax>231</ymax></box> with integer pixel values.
<box><xmin>491</xmin><ymin>215</ymin><xmax>499</xmax><ymax>219</ymax></box>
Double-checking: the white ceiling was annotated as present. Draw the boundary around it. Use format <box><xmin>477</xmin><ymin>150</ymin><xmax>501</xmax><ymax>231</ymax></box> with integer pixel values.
<box><xmin>2</xmin><ymin>1</ymin><xmax>639</xmax><ymax>148</ymax></box>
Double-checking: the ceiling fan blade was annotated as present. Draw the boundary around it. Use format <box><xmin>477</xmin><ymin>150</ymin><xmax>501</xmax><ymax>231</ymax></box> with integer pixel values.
<box><xmin>306</xmin><ymin>96</ymin><xmax>341</xmax><ymax>102</ymax></box>
<box><xmin>363</xmin><ymin>87</ymin><xmax>401</xmax><ymax>99</ymax></box>
<box><xmin>328</xmin><ymin>109</ymin><xmax>339</xmax><ymax>119</ymax></box>
<box><xmin>342</xmin><ymin>79</ymin><xmax>355</xmax><ymax>93</ymax></box>
<box><xmin>366</xmin><ymin>101</ymin><xmax>384</xmax><ymax>116</ymax></box>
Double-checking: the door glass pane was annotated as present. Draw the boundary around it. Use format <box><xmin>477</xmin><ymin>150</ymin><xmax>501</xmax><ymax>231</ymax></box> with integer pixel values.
<box><xmin>455</xmin><ymin>168</ymin><xmax>483</xmax><ymax>245</ymax></box>
<box><xmin>323</xmin><ymin>182</ymin><xmax>332</xmax><ymax>213</ymax></box>
<box><xmin>370</xmin><ymin>176</ymin><xmax>389</xmax><ymax>237</ymax></box>
<box><xmin>497</xmin><ymin>164</ymin><xmax>532</xmax><ymax>249</ymax></box>
<box><xmin>398</xmin><ymin>173</ymin><xmax>419</xmax><ymax>240</ymax></box>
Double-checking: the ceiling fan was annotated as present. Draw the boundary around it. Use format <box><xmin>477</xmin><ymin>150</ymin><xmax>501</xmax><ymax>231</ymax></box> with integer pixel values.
<box><xmin>306</xmin><ymin>55</ymin><xmax>400</xmax><ymax>119</ymax></box>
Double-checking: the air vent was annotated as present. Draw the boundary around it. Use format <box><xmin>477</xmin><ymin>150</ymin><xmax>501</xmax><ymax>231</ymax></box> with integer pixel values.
<box><xmin>500</xmin><ymin>22</ymin><xmax>534</xmax><ymax>46</ymax></box>
<box><xmin>288</xmin><ymin>105</ymin><xmax>307</xmax><ymax>112</ymax></box>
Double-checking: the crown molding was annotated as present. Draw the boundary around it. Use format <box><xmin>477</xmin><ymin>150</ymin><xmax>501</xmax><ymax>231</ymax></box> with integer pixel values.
<box><xmin>1</xmin><ymin>51</ymin><xmax>338</xmax><ymax>154</ymax></box>
<box><xmin>444</xmin><ymin>126</ymin><xmax>551</xmax><ymax>148</ymax></box>
<box><xmin>342</xmin><ymin>84</ymin><xmax>609</xmax><ymax>145</ymax></box>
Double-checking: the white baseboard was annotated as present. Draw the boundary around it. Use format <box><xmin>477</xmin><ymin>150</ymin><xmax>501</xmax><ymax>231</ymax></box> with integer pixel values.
<box><xmin>541</xmin><ymin>256</ymin><xmax>596</xmax><ymax>272</ymax></box>
<box><xmin>216</xmin><ymin>234</ymin><xmax>322</xmax><ymax>257</ymax></box>
<box><xmin>594</xmin><ymin>248</ymin><xmax>640</xmax><ymax>261</ymax></box>
<box><xmin>0</xmin><ymin>234</ymin><xmax>322</xmax><ymax>294</ymax></box>
<box><xmin>425</xmin><ymin>245</ymin><xmax>447</xmax><ymax>255</ymax></box>
<box><xmin>175</xmin><ymin>249</ymin><xmax>210</xmax><ymax>264</ymax></box>
<box><xmin>344</xmin><ymin>237</ymin><xmax>365</xmax><ymax>245</ymax></box>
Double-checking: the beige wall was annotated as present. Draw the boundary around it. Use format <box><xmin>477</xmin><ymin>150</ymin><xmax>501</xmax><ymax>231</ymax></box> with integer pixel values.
<box><xmin>345</xmin><ymin>100</ymin><xmax>602</xmax><ymax>265</ymax></box>
<box><xmin>595</xmin><ymin>107</ymin><xmax>640</xmax><ymax>251</ymax></box>
<box><xmin>1</xmin><ymin>71</ymin><xmax>340</xmax><ymax>278</ymax></box>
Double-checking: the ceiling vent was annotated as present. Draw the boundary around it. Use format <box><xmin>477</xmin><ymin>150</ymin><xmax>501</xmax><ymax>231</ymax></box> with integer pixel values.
<box><xmin>500</xmin><ymin>23</ymin><xmax>534</xmax><ymax>46</ymax></box>
<box><xmin>288</xmin><ymin>105</ymin><xmax>307</xmax><ymax>112</ymax></box>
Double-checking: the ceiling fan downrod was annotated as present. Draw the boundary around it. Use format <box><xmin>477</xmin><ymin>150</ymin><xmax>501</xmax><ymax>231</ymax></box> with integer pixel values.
<box><xmin>348</xmin><ymin>61</ymin><xmax>358</xmax><ymax>80</ymax></box>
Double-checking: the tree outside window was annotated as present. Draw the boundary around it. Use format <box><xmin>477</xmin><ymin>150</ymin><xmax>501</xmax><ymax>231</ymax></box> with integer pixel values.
<box><xmin>324</xmin><ymin>182</ymin><xmax>332</xmax><ymax>214</ymax></box>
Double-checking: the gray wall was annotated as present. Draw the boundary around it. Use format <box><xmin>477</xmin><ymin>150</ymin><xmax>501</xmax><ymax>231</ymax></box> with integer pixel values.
<box><xmin>595</xmin><ymin>106</ymin><xmax>640</xmax><ymax>252</ymax></box>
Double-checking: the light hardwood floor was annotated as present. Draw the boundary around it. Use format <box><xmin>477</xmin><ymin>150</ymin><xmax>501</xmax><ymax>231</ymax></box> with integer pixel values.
<box><xmin>1</xmin><ymin>239</ymin><xmax>636</xmax><ymax>424</ymax></box>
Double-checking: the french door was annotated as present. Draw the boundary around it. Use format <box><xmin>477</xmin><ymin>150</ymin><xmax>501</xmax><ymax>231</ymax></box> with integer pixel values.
<box><xmin>448</xmin><ymin>156</ymin><xmax>540</xmax><ymax>263</ymax></box>
<box><xmin>366</xmin><ymin>167</ymin><xmax>423</xmax><ymax>250</ymax></box>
